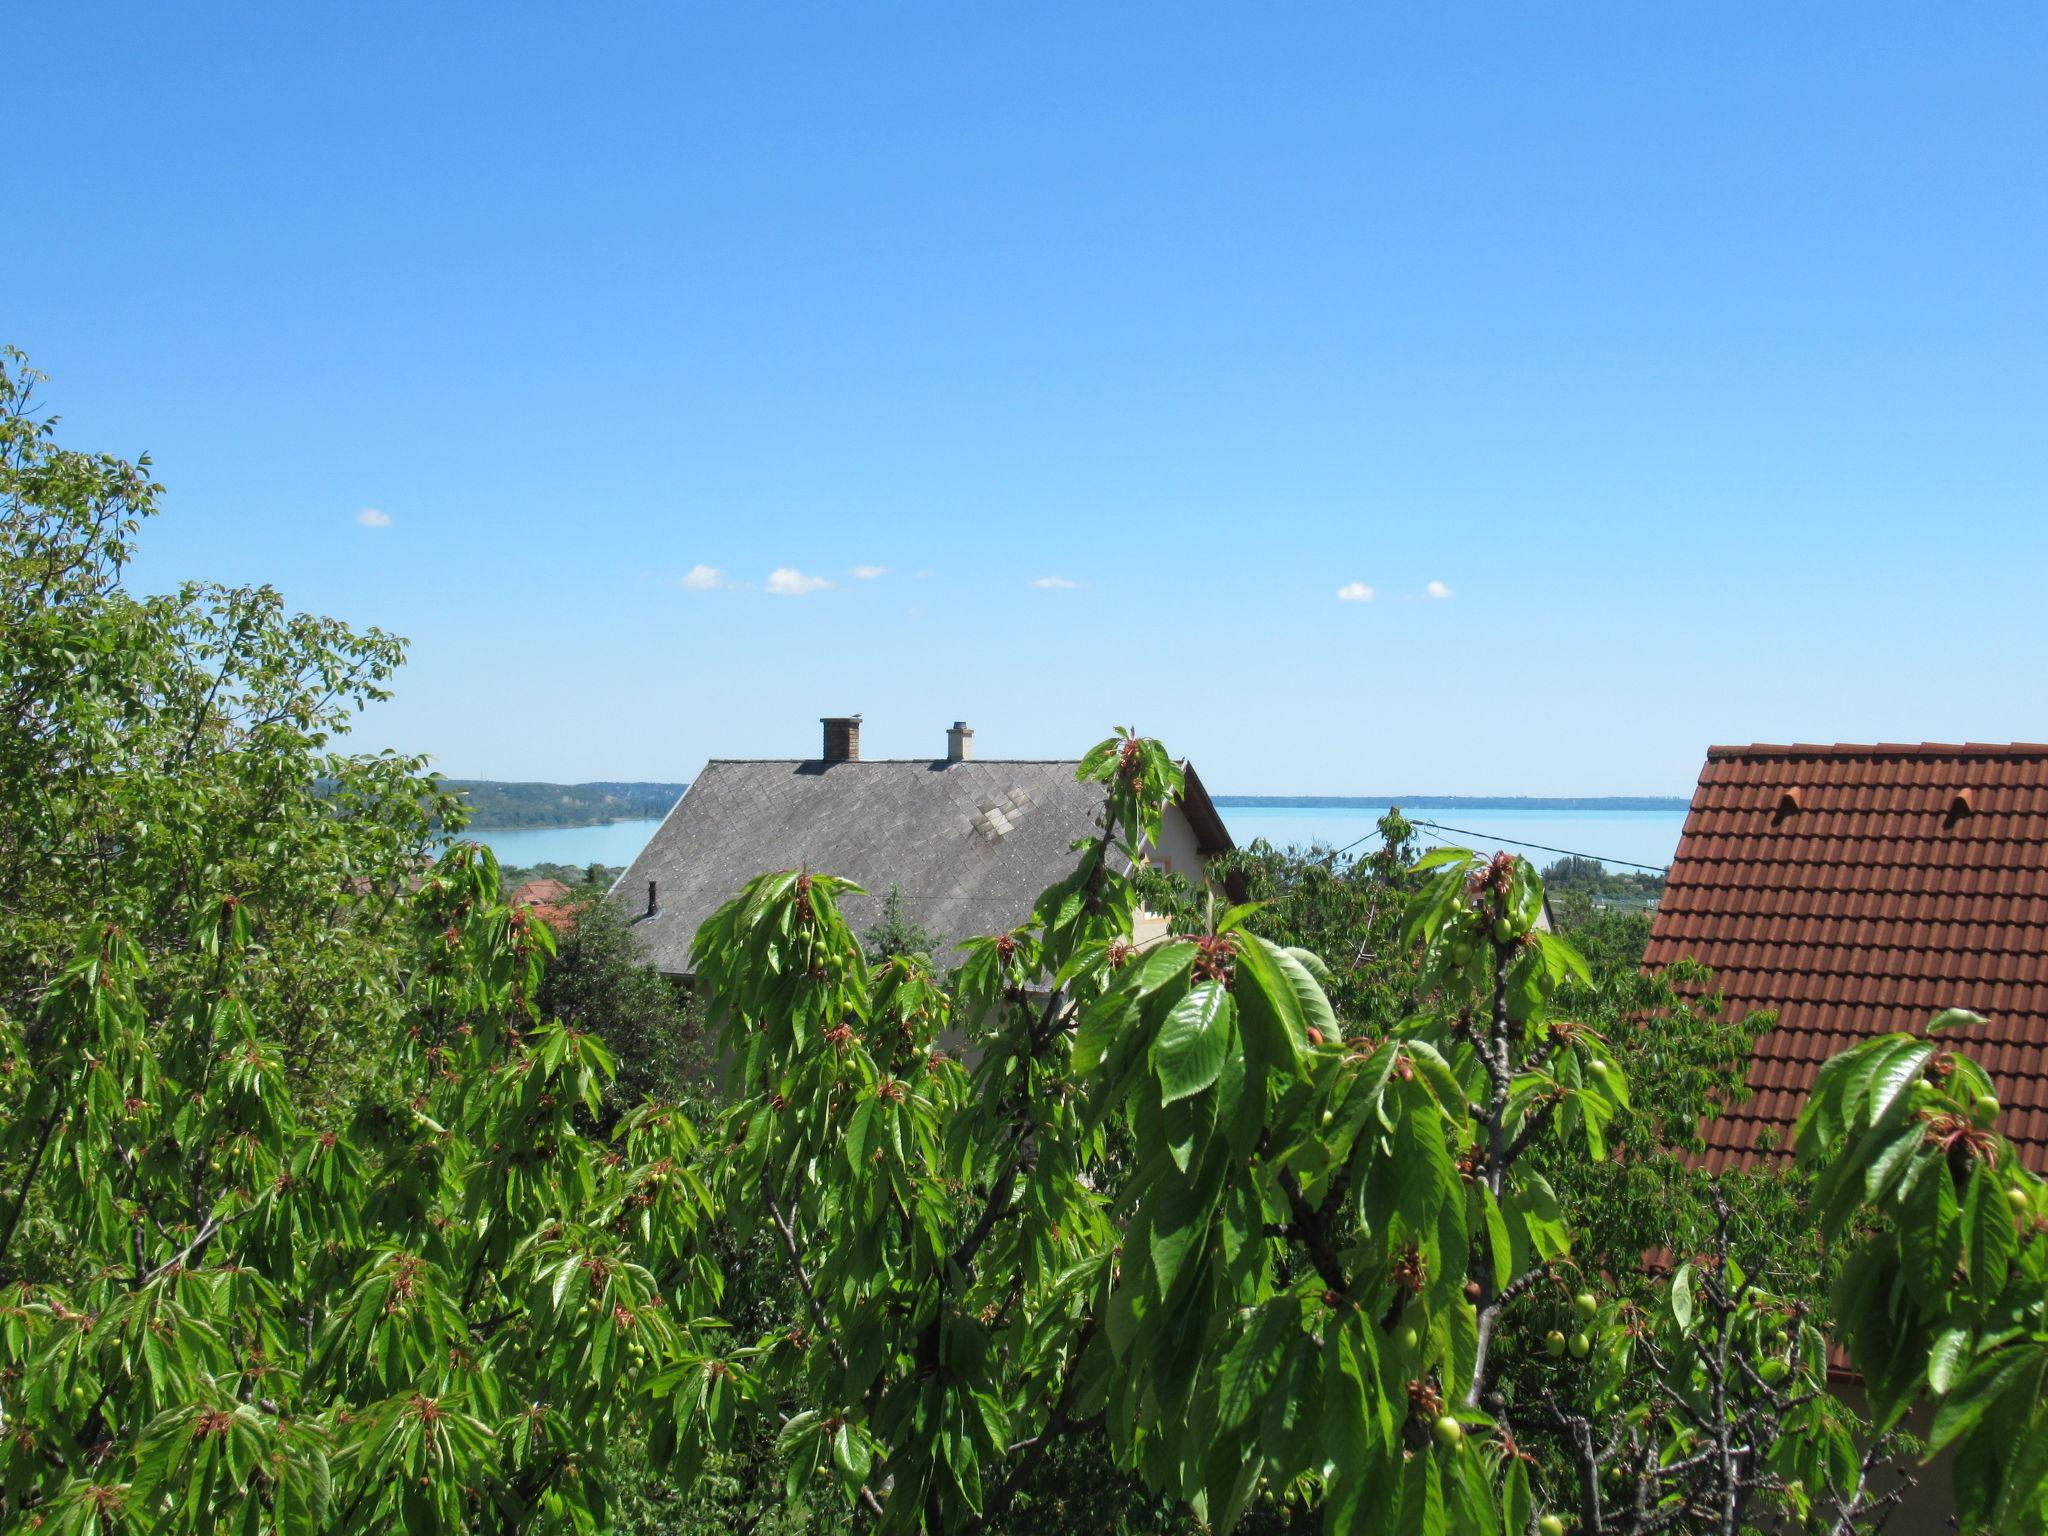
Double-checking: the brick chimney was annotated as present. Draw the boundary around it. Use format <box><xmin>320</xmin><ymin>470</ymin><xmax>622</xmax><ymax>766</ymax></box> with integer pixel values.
<box><xmin>946</xmin><ymin>721</ymin><xmax>974</xmax><ymax>763</ymax></box>
<box><xmin>821</xmin><ymin>715</ymin><xmax>862</xmax><ymax>763</ymax></box>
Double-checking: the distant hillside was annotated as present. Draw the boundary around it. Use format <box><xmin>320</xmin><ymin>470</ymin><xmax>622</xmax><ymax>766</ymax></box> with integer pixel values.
<box><xmin>439</xmin><ymin>780</ymin><xmax>687</xmax><ymax>829</ymax></box>
<box><xmin>1212</xmin><ymin>795</ymin><xmax>1689</xmax><ymax>811</ymax></box>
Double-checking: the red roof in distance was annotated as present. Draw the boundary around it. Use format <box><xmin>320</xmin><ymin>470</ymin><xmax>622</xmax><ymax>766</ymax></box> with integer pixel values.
<box><xmin>1645</xmin><ymin>743</ymin><xmax>2048</xmax><ymax>1173</ymax></box>
<box><xmin>509</xmin><ymin>878</ymin><xmax>573</xmax><ymax>908</ymax></box>
<box><xmin>508</xmin><ymin>877</ymin><xmax>579</xmax><ymax>933</ymax></box>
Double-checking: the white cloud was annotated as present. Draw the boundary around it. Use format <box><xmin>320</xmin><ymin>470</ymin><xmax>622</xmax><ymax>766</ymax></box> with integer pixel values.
<box><xmin>1336</xmin><ymin>582</ymin><xmax>1374</xmax><ymax>603</ymax></box>
<box><xmin>356</xmin><ymin>507</ymin><xmax>391</xmax><ymax>528</ymax></box>
<box><xmin>1426</xmin><ymin>580</ymin><xmax>1454</xmax><ymax>600</ymax></box>
<box><xmin>766</xmin><ymin>567</ymin><xmax>833</xmax><ymax>596</ymax></box>
<box><xmin>680</xmin><ymin>564</ymin><xmax>728</xmax><ymax>591</ymax></box>
<box><xmin>1031</xmin><ymin>576</ymin><xmax>1079</xmax><ymax>590</ymax></box>
<box><xmin>851</xmin><ymin>565</ymin><xmax>888</xmax><ymax>580</ymax></box>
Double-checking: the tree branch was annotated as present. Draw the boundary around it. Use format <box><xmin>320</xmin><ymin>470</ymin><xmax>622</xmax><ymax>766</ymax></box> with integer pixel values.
<box><xmin>762</xmin><ymin>1185</ymin><xmax>850</xmax><ymax>1374</ymax></box>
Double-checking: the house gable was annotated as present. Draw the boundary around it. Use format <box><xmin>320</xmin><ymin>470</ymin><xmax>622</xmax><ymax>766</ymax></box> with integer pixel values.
<box><xmin>608</xmin><ymin>748</ymin><xmax>1232</xmax><ymax>979</ymax></box>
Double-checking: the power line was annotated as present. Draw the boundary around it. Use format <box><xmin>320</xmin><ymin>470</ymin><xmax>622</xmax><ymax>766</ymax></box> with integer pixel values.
<box><xmin>1238</xmin><ymin>817</ymin><xmax>1666</xmax><ymax>874</ymax></box>
<box><xmin>1406</xmin><ymin>818</ymin><xmax>1669</xmax><ymax>873</ymax></box>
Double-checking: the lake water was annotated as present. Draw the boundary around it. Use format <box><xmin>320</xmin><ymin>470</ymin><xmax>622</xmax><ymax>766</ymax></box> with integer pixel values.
<box><xmin>456</xmin><ymin>803</ymin><xmax>1689</xmax><ymax>874</ymax></box>
<box><xmin>457</xmin><ymin>819</ymin><xmax>669</xmax><ymax>868</ymax></box>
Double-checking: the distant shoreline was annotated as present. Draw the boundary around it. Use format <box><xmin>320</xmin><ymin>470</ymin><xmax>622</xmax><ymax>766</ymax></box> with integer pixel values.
<box><xmin>454</xmin><ymin>816</ymin><xmax>664</xmax><ymax>834</ymax></box>
<box><xmin>1214</xmin><ymin>795</ymin><xmax>1689</xmax><ymax>812</ymax></box>
<box><xmin>451</xmin><ymin>795</ymin><xmax>1694</xmax><ymax>832</ymax></box>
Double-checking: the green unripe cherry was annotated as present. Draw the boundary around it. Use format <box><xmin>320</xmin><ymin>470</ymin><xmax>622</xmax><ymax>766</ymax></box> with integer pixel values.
<box><xmin>1573</xmin><ymin>1291</ymin><xmax>1598</xmax><ymax>1319</ymax></box>
<box><xmin>1568</xmin><ymin>1332</ymin><xmax>1590</xmax><ymax>1359</ymax></box>
<box><xmin>1433</xmin><ymin>1415</ymin><xmax>1464</xmax><ymax>1451</ymax></box>
<box><xmin>1772</xmin><ymin>1329</ymin><xmax>1790</xmax><ymax>1349</ymax></box>
<box><xmin>1971</xmin><ymin>1093</ymin><xmax>2001</xmax><ymax>1127</ymax></box>
<box><xmin>1492</xmin><ymin>918</ymin><xmax>1515</xmax><ymax>944</ymax></box>
<box><xmin>1539</xmin><ymin>1516</ymin><xmax>1567</xmax><ymax>1536</ymax></box>
<box><xmin>2010</xmin><ymin>1186</ymin><xmax>2032</xmax><ymax>1212</ymax></box>
<box><xmin>1398</xmin><ymin>1325</ymin><xmax>1421</xmax><ymax>1352</ymax></box>
<box><xmin>1544</xmin><ymin>1330</ymin><xmax>1567</xmax><ymax>1358</ymax></box>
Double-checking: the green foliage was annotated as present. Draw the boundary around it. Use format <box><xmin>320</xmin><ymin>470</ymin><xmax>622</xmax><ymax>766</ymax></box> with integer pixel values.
<box><xmin>1549</xmin><ymin>903</ymin><xmax>1654</xmax><ymax>978</ymax></box>
<box><xmin>0</xmin><ymin>348</ymin><xmax>454</xmax><ymax>1114</ymax></box>
<box><xmin>0</xmin><ymin>853</ymin><xmax>717</xmax><ymax>1533</ymax></box>
<box><xmin>498</xmin><ymin>863</ymin><xmax>622</xmax><ymax>893</ymax></box>
<box><xmin>678</xmin><ymin>744</ymin><xmax>1889</xmax><ymax>1535</ymax></box>
<box><xmin>862</xmin><ymin>886</ymin><xmax>938</xmax><ymax>968</ymax></box>
<box><xmin>1799</xmin><ymin>1016</ymin><xmax>2048</xmax><ymax>1532</ymax></box>
<box><xmin>1207</xmin><ymin>809</ymin><xmax>1419</xmax><ymax>1031</ymax></box>
<box><xmin>1539</xmin><ymin>856</ymin><xmax>1665</xmax><ymax>909</ymax></box>
<box><xmin>0</xmin><ymin>351</ymin><xmax>715</xmax><ymax>1534</ymax></box>
<box><xmin>535</xmin><ymin>893</ymin><xmax>711</xmax><ymax>1114</ymax></box>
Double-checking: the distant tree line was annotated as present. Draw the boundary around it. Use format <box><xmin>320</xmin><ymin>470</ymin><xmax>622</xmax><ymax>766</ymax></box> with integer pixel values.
<box><xmin>499</xmin><ymin>861</ymin><xmax>624</xmax><ymax>892</ymax></box>
<box><xmin>1540</xmin><ymin>853</ymin><xmax>1667</xmax><ymax>907</ymax></box>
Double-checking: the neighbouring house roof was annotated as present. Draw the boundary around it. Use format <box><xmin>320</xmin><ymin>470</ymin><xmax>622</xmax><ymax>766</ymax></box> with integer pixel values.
<box><xmin>508</xmin><ymin>878</ymin><xmax>580</xmax><ymax>933</ymax></box>
<box><xmin>1645</xmin><ymin>743</ymin><xmax>2048</xmax><ymax>1172</ymax></box>
<box><xmin>509</xmin><ymin>878</ymin><xmax>574</xmax><ymax>907</ymax></box>
<box><xmin>608</xmin><ymin>758</ymin><xmax>1234</xmax><ymax>978</ymax></box>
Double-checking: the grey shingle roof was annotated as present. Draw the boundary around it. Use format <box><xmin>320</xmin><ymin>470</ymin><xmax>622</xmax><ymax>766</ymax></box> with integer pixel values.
<box><xmin>607</xmin><ymin>759</ymin><xmax>1229</xmax><ymax>976</ymax></box>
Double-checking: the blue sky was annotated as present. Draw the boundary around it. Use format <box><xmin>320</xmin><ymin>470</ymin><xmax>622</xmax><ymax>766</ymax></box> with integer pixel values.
<box><xmin>13</xmin><ymin>4</ymin><xmax>2047</xmax><ymax>793</ymax></box>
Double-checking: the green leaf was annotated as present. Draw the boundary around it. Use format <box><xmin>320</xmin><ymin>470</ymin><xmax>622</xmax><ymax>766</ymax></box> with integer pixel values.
<box><xmin>831</xmin><ymin>1422</ymin><xmax>872</xmax><ymax>1487</ymax></box>
<box><xmin>846</xmin><ymin>1098</ymin><xmax>878</xmax><ymax>1163</ymax></box>
<box><xmin>1402</xmin><ymin>1041</ymin><xmax>1469</xmax><ymax>1125</ymax></box>
<box><xmin>1319</xmin><ymin>1322</ymin><xmax>1378</xmax><ymax>1500</ymax></box>
<box><xmin>1266</xmin><ymin>941</ymin><xmax>1339</xmax><ymax>1046</ymax></box>
<box><xmin>1926</xmin><ymin>1008</ymin><xmax>1989</xmax><ymax>1033</ymax></box>
<box><xmin>1961</xmin><ymin>1162</ymin><xmax>2017</xmax><ymax>1302</ymax></box>
<box><xmin>1146</xmin><ymin>1156</ymin><xmax>1221</xmax><ymax>1301</ymax></box>
<box><xmin>1990</xmin><ymin>1401</ymin><xmax>2048</xmax><ymax>1535</ymax></box>
<box><xmin>1929</xmin><ymin>1345</ymin><xmax>2045</xmax><ymax>1452</ymax></box>
<box><xmin>1216</xmin><ymin>1302</ymin><xmax>1294</xmax><ymax>1431</ymax></box>
<box><xmin>1477</xmin><ymin>1185</ymin><xmax>1512</xmax><ymax>1295</ymax></box>
<box><xmin>1233</xmin><ymin>938</ymin><xmax>1308</xmax><ymax>1078</ymax></box>
<box><xmin>1927</xmin><ymin>1327</ymin><xmax>1972</xmax><ymax>1395</ymax></box>
<box><xmin>1670</xmin><ymin>1262</ymin><xmax>1695</xmax><ymax>1333</ymax></box>
<box><xmin>1215</xmin><ymin>901</ymin><xmax>1267</xmax><ymax>934</ymax></box>
<box><xmin>1152</xmin><ymin>984</ymin><xmax>1235</xmax><ymax>1105</ymax></box>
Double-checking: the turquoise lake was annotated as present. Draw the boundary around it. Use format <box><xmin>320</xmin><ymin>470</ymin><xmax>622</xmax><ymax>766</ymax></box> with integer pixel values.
<box><xmin>460</xmin><ymin>802</ymin><xmax>1689</xmax><ymax>873</ymax></box>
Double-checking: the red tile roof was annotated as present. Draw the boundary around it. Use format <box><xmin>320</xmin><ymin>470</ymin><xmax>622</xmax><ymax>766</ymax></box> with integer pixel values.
<box><xmin>525</xmin><ymin>903</ymin><xmax>578</xmax><ymax>933</ymax></box>
<box><xmin>1645</xmin><ymin>743</ymin><xmax>2048</xmax><ymax>1173</ymax></box>
<box><xmin>508</xmin><ymin>878</ymin><xmax>580</xmax><ymax>934</ymax></box>
<box><xmin>509</xmin><ymin>878</ymin><xmax>574</xmax><ymax>908</ymax></box>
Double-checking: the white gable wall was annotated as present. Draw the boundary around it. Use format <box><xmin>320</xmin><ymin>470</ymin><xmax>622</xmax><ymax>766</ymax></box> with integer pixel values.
<box><xmin>1134</xmin><ymin>804</ymin><xmax>1212</xmax><ymax>945</ymax></box>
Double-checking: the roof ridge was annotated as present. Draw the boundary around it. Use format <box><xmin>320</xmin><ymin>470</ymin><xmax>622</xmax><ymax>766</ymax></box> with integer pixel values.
<box><xmin>698</xmin><ymin>758</ymin><xmax>1088</xmax><ymax>766</ymax></box>
<box><xmin>1706</xmin><ymin>743</ymin><xmax>2048</xmax><ymax>760</ymax></box>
